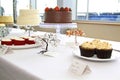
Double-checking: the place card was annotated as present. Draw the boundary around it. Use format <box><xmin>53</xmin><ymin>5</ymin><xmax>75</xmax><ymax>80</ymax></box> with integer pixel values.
<box><xmin>69</xmin><ymin>59</ymin><xmax>91</xmax><ymax>76</ymax></box>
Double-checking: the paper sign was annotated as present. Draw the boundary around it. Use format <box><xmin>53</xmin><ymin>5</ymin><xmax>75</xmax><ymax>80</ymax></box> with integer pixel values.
<box><xmin>69</xmin><ymin>59</ymin><xmax>91</xmax><ymax>76</ymax></box>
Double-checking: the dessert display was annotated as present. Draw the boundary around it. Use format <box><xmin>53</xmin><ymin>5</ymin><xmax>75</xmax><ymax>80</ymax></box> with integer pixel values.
<box><xmin>44</xmin><ymin>6</ymin><xmax>72</xmax><ymax>23</ymax></box>
<box><xmin>0</xmin><ymin>16</ymin><xmax>13</xmax><ymax>23</ymax></box>
<box><xmin>13</xmin><ymin>38</ymin><xmax>25</xmax><ymax>45</ymax></box>
<box><xmin>1</xmin><ymin>38</ymin><xmax>13</xmax><ymax>45</ymax></box>
<box><xmin>79</xmin><ymin>39</ymin><xmax>113</xmax><ymax>59</ymax></box>
<box><xmin>1</xmin><ymin>36</ymin><xmax>36</xmax><ymax>46</ymax></box>
<box><xmin>17</xmin><ymin>9</ymin><xmax>40</xmax><ymax>25</ymax></box>
<box><xmin>0</xmin><ymin>24</ymin><xmax>5</xmax><ymax>26</ymax></box>
<box><xmin>66</xmin><ymin>28</ymin><xmax>85</xmax><ymax>45</ymax></box>
<box><xmin>79</xmin><ymin>42</ymin><xmax>95</xmax><ymax>57</ymax></box>
<box><xmin>27</xmin><ymin>38</ymin><xmax>36</xmax><ymax>44</ymax></box>
<box><xmin>95</xmin><ymin>40</ymin><xmax>112</xmax><ymax>59</ymax></box>
<box><xmin>21</xmin><ymin>36</ymin><xmax>35</xmax><ymax>44</ymax></box>
<box><xmin>66</xmin><ymin>28</ymin><xmax>85</xmax><ymax>36</ymax></box>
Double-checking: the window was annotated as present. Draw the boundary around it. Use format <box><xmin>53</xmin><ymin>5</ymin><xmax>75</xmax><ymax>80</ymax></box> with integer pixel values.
<box><xmin>0</xmin><ymin>0</ymin><xmax>30</xmax><ymax>16</ymax></box>
<box><xmin>77</xmin><ymin>0</ymin><xmax>87</xmax><ymax>20</ymax></box>
<box><xmin>77</xmin><ymin>0</ymin><xmax>120</xmax><ymax>22</ymax></box>
<box><xmin>1</xmin><ymin>0</ymin><xmax>13</xmax><ymax>16</ymax></box>
<box><xmin>1</xmin><ymin>0</ymin><xmax>120</xmax><ymax>22</ymax></box>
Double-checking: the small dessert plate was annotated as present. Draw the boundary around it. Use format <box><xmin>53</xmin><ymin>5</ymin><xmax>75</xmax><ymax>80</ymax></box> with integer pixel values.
<box><xmin>73</xmin><ymin>50</ymin><xmax>120</xmax><ymax>62</ymax></box>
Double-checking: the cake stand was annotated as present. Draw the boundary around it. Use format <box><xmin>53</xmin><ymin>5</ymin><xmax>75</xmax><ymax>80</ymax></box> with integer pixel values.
<box><xmin>39</xmin><ymin>22</ymin><xmax>77</xmax><ymax>34</ymax></box>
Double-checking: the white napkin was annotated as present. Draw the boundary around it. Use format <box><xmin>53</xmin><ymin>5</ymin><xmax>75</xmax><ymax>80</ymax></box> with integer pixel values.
<box><xmin>69</xmin><ymin>59</ymin><xmax>91</xmax><ymax>76</ymax></box>
<box><xmin>0</xmin><ymin>45</ymin><xmax>13</xmax><ymax>55</ymax></box>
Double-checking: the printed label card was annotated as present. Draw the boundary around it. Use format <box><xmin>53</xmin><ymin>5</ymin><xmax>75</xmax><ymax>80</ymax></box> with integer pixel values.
<box><xmin>69</xmin><ymin>59</ymin><xmax>91</xmax><ymax>76</ymax></box>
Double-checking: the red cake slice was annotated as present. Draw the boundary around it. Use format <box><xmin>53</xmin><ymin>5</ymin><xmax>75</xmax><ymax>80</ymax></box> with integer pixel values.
<box><xmin>1</xmin><ymin>38</ymin><xmax>13</xmax><ymax>45</ymax></box>
<box><xmin>21</xmin><ymin>36</ymin><xmax>36</xmax><ymax>44</ymax></box>
<box><xmin>13</xmin><ymin>38</ymin><xmax>25</xmax><ymax>45</ymax></box>
<box><xmin>21</xmin><ymin>36</ymin><xmax>31</xmax><ymax>43</ymax></box>
<box><xmin>27</xmin><ymin>38</ymin><xmax>36</xmax><ymax>44</ymax></box>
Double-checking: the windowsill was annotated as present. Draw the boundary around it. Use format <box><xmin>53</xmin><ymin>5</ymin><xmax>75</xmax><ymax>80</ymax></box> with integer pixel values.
<box><xmin>73</xmin><ymin>20</ymin><xmax>120</xmax><ymax>26</ymax></box>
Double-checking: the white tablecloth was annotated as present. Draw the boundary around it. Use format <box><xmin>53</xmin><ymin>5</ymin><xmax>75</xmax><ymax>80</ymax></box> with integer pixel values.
<box><xmin>0</xmin><ymin>28</ymin><xmax>120</xmax><ymax>80</ymax></box>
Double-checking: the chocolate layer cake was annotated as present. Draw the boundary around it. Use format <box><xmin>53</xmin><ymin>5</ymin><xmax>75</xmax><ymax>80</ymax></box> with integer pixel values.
<box><xmin>44</xmin><ymin>6</ymin><xmax>72</xmax><ymax>23</ymax></box>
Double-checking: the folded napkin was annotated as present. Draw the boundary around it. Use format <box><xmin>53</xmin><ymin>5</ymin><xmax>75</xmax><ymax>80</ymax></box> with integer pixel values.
<box><xmin>69</xmin><ymin>59</ymin><xmax>91</xmax><ymax>76</ymax></box>
<box><xmin>0</xmin><ymin>45</ymin><xmax>13</xmax><ymax>55</ymax></box>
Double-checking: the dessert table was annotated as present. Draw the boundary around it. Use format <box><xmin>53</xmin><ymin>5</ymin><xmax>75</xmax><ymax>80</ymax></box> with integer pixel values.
<box><xmin>0</xmin><ymin>28</ymin><xmax>120</xmax><ymax>80</ymax></box>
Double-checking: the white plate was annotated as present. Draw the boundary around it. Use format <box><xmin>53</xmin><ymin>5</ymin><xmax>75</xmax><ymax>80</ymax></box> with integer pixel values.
<box><xmin>7</xmin><ymin>42</ymin><xmax>42</xmax><ymax>49</ymax></box>
<box><xmin>73</xmin><ymin>50</ymin><xmax>120</xmax><ymax>61</ymax></box>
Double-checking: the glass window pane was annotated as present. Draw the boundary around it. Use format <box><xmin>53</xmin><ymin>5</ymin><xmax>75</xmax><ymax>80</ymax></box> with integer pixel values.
<box><xmin>1</xmin><ymin>0</ymin><xmax>13</xmax><ymax>16</ymax></box>
<box><xmin>77</xmin><ymin>0</ymin><xmax>87</xmax><ymax>20</ymax></box>
<box><xmin>89</xmin><ymin>0</ymin><xmax>118</xmax><ymax>12</ymax></box>
<box><xmin>77</xmin><ymin>0</ymin><xmax>120</xmax><ymax>22</ymax></box>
